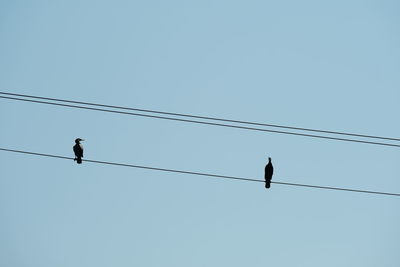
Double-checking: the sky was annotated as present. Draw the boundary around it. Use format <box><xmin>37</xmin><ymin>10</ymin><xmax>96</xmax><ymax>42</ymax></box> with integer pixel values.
<box><xmin>0</xmin><ymin>1</ymin><xmax>399</xmax><ymax>266</ymax></box>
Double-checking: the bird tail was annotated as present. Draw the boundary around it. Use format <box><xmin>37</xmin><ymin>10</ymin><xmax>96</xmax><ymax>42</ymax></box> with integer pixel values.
<box><xmin>76</xmin><ymin>157</ymin><xmax>82</xmax><ymax>164</ymax></box>
<box><xmin>265</xmin><ymin>182</ymin><xmax>271</xmax><ymax>189</ymax></box>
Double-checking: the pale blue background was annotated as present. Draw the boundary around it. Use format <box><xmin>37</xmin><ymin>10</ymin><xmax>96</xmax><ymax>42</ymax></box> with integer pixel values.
<box><xmin>1</xmin><ymin>1</ymin><xmax>399</xmax><ymax>266</ymax></box>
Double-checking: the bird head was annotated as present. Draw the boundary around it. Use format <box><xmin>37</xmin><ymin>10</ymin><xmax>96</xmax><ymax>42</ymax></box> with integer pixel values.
<box><xmin>75</xmin><ymin>138</ymin><xmax>84</xmax><ymax>144</ymax></box>
<box><xmin>268</xmin><ymin>157</ymin><xmax>271</xmax><ymax>161</ymax></box>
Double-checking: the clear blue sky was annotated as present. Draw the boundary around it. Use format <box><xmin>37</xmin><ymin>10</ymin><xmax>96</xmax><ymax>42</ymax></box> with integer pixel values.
<box><xmin>1</xmin><ymin>1</ymin><xmax>399</xmax><ymax>266</ymax></box>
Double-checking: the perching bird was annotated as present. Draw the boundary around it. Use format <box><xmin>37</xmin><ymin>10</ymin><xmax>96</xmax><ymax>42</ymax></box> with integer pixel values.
<box><xmin>264</xmin><ymin>157</ymin><xmax>273</xmax><ymax>189</ymax></box>
<box><xmin>73</xmin><ymin>138</ymin><xmax>84</xmax><ymax>164</ymax></box>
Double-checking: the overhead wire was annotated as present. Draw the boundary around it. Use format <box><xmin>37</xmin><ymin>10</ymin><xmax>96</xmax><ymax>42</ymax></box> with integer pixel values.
<box><xmin>1</xmin><ymin>147</ymin><xmax>399</xmax><ymax>197</ymax></box>
<box><xmin>1</xmin><ymin>91</ymin><xmax>399</xmax><ymax>142</ymax></box>
<box><xmin>1</xmin><ymin>95</ymin><xmax>400</xmax><ymax>148</ymax></box>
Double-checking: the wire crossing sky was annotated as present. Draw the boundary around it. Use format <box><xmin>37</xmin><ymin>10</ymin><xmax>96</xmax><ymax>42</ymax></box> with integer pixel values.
<box><xmin>1</xmin><ymin>147</ymin><xmax>399</xmax><ymax>197</ymax></box>
<box><xmin>1</xmin><ymin>91</ymin><xmax>399</xmax><ymax>142</ymax></box>
<box><xmin>1</xmin><ymin>95</ymin><xmax>400</xmax><ymax>148</ymax></box>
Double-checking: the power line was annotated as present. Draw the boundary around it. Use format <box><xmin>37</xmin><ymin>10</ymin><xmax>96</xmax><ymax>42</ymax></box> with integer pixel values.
<box><xmin>1</xmin><ymin>147</ymin><xmax>399</xmax><ymax>197</ymax></box>
<box><xmin>1</xmin><ymin>95</ymin><xmax>400</xmax><ymax>148</ymax></box>
<box><xmin>1</xmin><ymin>91</ymin><xmax>399</xmax><ymax>142</ymax></box>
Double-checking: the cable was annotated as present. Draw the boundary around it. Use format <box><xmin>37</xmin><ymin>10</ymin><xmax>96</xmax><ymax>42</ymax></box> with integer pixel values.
<box><xmin>1</xmin><ymin>95</ymin><xmax>400</xmax><ymax>148</ymax></box>
<box><xmin>1</xmin><ymin>147</ymin><xmax>399</xmax><ymax>197</ymax></box>
<box><xmin>1</xmin><ymin>91</ymin><xmax>399</xmax><ymax>142</ymax></box>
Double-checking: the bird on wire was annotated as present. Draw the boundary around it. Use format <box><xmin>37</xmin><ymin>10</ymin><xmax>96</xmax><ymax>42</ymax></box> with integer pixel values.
<box><xmin>73</xmin><ymin>138</ymin><xmax>84</xmax><ymax>164</ymax></box>
<box><xmin>264</xmin><ymin>157</ymin><xmax>273</xmax><ymax>189</ymax></box>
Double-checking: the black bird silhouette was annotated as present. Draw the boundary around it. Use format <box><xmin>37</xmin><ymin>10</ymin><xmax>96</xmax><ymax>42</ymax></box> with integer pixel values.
<box><xmin>264</xmin><ymin>157</ymin><xmax>273</xmax><ymax>189</ymax></box>
<box><xmin>73</xmin><ymin>138</ymin><xmax>84</xmax><ymax>164</ymax></box>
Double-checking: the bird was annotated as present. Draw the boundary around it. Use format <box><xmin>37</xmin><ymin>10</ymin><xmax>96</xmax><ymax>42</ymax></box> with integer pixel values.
<box><xmin>264</xmin><ymin>157</ymin><xmax>273</xmax><ymax>189</ymax></box>
<box><xmin>73</xmin><ymin>138</ymin><xmax>84</xmax><ymax>164</ymax></box>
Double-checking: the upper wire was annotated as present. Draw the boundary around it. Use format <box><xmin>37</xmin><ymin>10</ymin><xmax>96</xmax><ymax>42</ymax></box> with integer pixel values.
<box><xmin>1</xmin><ymin>91</ymin><xmax>399</xmax><ymax>142</ymax></box>
<box><xmin>1</xmin><ymin>95</ymin><xmax>400</xmax><ymax>148</ymax></box>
